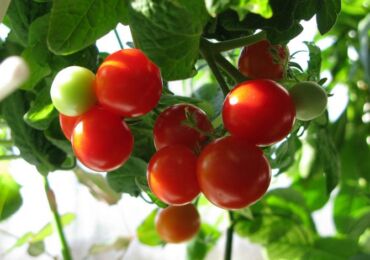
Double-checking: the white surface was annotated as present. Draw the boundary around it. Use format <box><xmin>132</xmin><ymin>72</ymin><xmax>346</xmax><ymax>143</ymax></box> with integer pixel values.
<box><xmin>0</xmin><ymin>56</ymin><xmax>29</xmax><ymax>100</ymax></box>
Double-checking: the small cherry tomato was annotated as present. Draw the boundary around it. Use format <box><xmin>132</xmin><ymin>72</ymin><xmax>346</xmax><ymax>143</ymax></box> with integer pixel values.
<box><xmin>72</xmin><ymin>106</ymin><xmax>133</xmax><ymax>172</ymax></box>
<box><xmin>289</xmin><ymin>81</ymin><xmax>328</xmax><ymax>121</ymax></box>
<box><xmin>197</xmin><ymin>136</ymin><xmax>271</xmax><ymax>210</ymax></box>
<box><xmin>59</xmin><ymin>113</ymin><xmax>80</xmax><ymax>141</ymax></box>
<box><xmin>95</xmin><ymin>48</ymin><xmax>162</xmax><ymax>117</ymax></box>
<box><xmin>238</xmin><ymin>40</ymin><xmax>288</xmax><ymax>80</ymax></box>
<box><xmin>153</xmin><ymin>104</ymin><xmax>213</xmax><ymax>151</ymax></box>
<box><xmin>147</xmin><ymin>145</ymin><xmax>200</xmax><ymax>205</ymax></box>
<box><xmin>156</xmin><ymin>204</ymin><xmax>200</xmax><ymax>243</ymax></box>
<box><xmin>222</xmin><ymin>79</ymin><xmax>296</xmax><ymax>146</ymax></box>
<box><xmin>50</xmin><ymin>66</ymin><xmax>96</xmax><ymax>116</ymax></box>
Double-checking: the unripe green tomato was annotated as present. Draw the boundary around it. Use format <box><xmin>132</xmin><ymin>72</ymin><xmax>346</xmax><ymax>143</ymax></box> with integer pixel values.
<box><xmin>50</xmin><ymin>66</ymin><xmax>96</xmax><ymax>116</ymax></box>
<box><xmin>289</xmin><ymin>81</ymin><xmax>328</xmax><ymax>121</ymax></box>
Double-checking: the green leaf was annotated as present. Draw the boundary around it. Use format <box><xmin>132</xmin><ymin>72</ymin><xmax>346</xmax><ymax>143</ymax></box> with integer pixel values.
<box><xmin>136</xmin><ymin>209</ymin><xmax>163</xmax><ymax>246</ymax></box>
<box><xmin>186</xmin><ymin>223</ymin><xmax>221</xmax><ymax>260</ymax></box>
<box><xmin>230</xmin><ymin>0</ymin><xmax>272</xmax><ymax>20</ymax></box>
<box><xmin>6</xmin><ymin>213</ymin><xmax>75</xmax><ymax>253</ymax></box>
<box><xmin>88</xmin><ymin>237</ymin><xmax>131</xmax><ymax>255</ymax></box>
<box><xmin>27</xmin><ymin>241</ymin><xmax>45</xmax><ymax>257</ymax></box>
<box><xmin>204</xmin><ymin>0</ymin><xmax>231</xmax><ymax>17</ymax></box>
<box><xmin>293</xmin><ymin>172</ymin><xmax>329</xmax><ymax>212</ymax></box>
<box><xmin>44</xmin><ymin>117</ymin><xmax>73</xmax><ymax>155</ymax></box>
<box><xmin>47</xmin><ymin>0</ymin><xmax>128</xmax><ymax>54</ymax></box>
<box><xmin>334</xmin><ymin>185</ymin><xmax>370</xmax><ymax>238</ymax></box>
<box><xmin>316</xmin><ymin>0</ymin><xmax>341</xmax><ymax>34</ymax></box>
<box><xmin>74</xmin><ymin>168</ymin><xmax>121</xmax><ymax>205</ymax></box>
<box><xmin>6</xmin><ymin>0</ymin><xmax>51</xmax><ymax>46</ymax></box>
<box><xmin>1</xmin><ymin>91</ymin><xmax>67</xmax><ymax>174</ymax></box>
<box><xmin>24</xmin><ymin>84</ymin><xmax>57</xmax><ymax>130</ymax></box>
<box><xmin>32</xmin><ymin>213</ymin><xmax>76</xmax><ymax>242</ymax></box>
<box><xmin>358</xmin><ymin>14</ymin><xmax>370</xmax><ymax>82</ymax></box>
<box><xmin>128</xmin><ymin>0</ymin><xmax>210</xmax><ymax>80</ymax></box>
<box><xmin>316</xmin><ymin>126</ymin><xmax>340</xmax><ymax>194</ymax></box>
<box><xmin>0</xmin><ymin>173</ymin><xmax>22</xmax><ymax>221</ymax></box>
<box><xmin>20</xmin><ymin>14</ymin><xmax>51</xmax><ymax>90</ymax></box>
<box><xmin>234</xmin><ymin>188</ymin><xmax>317</xmax><ymax>259</ymax></box>
<box><xmin>106</xmin><ymin>156</ymin><xmax>147</xmax><ymax>197</ymax></box>
<box><xmin>303</xmin><ymin>237</ymin><xmax>360</xmax><ymax>259</ymax></box>
<box><xmin>269</xmin><ymin>134</ymin><xmax>301</xmax><ymax>174</ymax></box>
<box><xmin>305</xmin><ymin>41</ymin><xmax>322</xmax><ymax>82</ymax></box>
<box><xmin>294</xmin><ymin>0</ymin><xmax>317</xmax><ymax>21</ymax></box>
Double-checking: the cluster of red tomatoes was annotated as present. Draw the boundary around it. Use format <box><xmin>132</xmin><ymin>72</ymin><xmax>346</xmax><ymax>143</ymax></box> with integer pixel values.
<box><xmin>51</xmin><ymin>41</ymin><xmax>327</xmax><ymax>244</ymax></box>
<box><xmin>151</xmin><ymin>41</ymin><xmax>298</xmax><ymax>243</ymax></box>
<box><xmin>51</xmin><ymin>49</ymin><xmax>162</xmax><ymax>172</ymax></box>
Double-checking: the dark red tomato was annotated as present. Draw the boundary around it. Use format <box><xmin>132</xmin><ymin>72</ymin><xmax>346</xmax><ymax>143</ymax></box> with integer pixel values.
<box><xmin>59</xmin><ymin>113</ymin><xmax>80</xmax><ymax>141</ymax></box>
<box><xmin>147</xmin><ymin>145</ymin><xmax>200</xmax><ymax>205</ymax></box>
<box><xmin>153</xmin><ymin>104</ymin><xmax>213</xmax><ymax>151</ymax></box>
<box><xmin>95</xmin><ymin>48</ymin><xmax>162</xmax><ymax>117</ymax></box>
<box><xmin>197</xmin><ymin>136</ymin><xmax>271</xmax><ymax>210</ymax></box>
<box><xmin>72</xmin><ymin>106</ymin><xmax>134</xmax><ymax>172</ymax></box>
<box><xmin>156</xmin><ymin>204</ymin><xmax>200</xmax><ymax>243</ymax></box>
<box><xmin>238</xmin><ymin>40</ymin><xmax>288</xmax><ymax>80</ymax></box>
<box><xmin>222</xmin><ymin>79</ymin><xmax>295</xmax><ymax>146</ymax></box>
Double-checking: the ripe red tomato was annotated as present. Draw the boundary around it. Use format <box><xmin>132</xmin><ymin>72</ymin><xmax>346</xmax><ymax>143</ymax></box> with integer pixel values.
<box><xmin>197</xmin><ymin>136</ymin><xmax>271</xmax><ymax>210</ymax></box>
<box><xmin>222</xmin><ymin>79</ymin><xmax>295</xmax><ymax>146</ymax></box>
<box><xmin>147</xmin><ymin>145</ymin><xmax>200</xmax><ymax>205</ymax></box>
<box><xmin>153</xmin><ymin>104</ymin><xmax>213</xmax><ymax>151</ymax></box>
<box><xmin>156</xmin><ymin>204</ymin><xmax>200</xmax><ymax>243</ymax></box>
<box><xmin>72</xmin><ymin>106</ymin><xmax>134</xmax><ymax>172</ymax></box>
<box><xmin>238</xmin><ymin>40</ymin><xmax>288</xmax><ymax>80</ymax></box>
<box><xmin>95</xmin><ymin>48</ymin><xmax>162</xmax><ymax>117</ymax></box>
<box><xmin>59</xmin><ymin>113</ymin><xmax>80</xmax><ymax>141</ymax></box>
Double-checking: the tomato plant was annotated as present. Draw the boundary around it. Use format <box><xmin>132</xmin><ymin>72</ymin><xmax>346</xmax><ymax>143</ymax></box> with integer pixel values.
<box><xmin>1</xmin><ymin>1</ymin><xmax>367</xmax><ymax>260</ymax></box>
<box><xmin>289</xmin><ymin>81</ymin><xmax>328</xmax><ymax>121</ymax></box>
<box><xmin>50</xmin><ymin>66</ymin><xmax>96</xmax><ymax>116</ymax></box>
<box><xmin>222</xmin><ymin>79</ymin><xmax>296</xmax><ymax>146</ymax></box>
<box><xmin>153</xmin><ymin>103</ymin><xmax>213</xmax><ymax>151</ymax></box>
<box><xmin>95</xmin><ymin>49</ymin><xmax>162</xmax><ymax>117</ymax></box>
<box><xmin>238</xmin><ymin>40</ymin><xmax>288</xmax><ymax>80</ymax></box>
<box><xmin>147</xmin><ymin>145</ymin><xmax>200</xmax><ymax>205</ymax></box>
<box><xmin>155</xmin><ymin>204</ymin><xmax>200</xmax><ymax>243</ymax></box>
<box><xmin>197</xmin><ymin>136</ymin><xmax>271</xmax><ymax>209</ymax></box>
<box><xmin>72</xmin><ymin>106</ymin><xmax>134</xmax><ymax>172</ymax></box>
<box><xmin>59</xmin><ymin>113</ymin><xmax>80</xmax><ymax>141</ymax></box>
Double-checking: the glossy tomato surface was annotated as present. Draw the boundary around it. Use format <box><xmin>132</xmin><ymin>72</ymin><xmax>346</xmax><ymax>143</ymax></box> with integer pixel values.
<box><xmin>222</xmin><ymin>79</ymin><xmax>295</xmax><ymax>146</ymax></box>
<box><xmin>72</xmin><ymin>106</ymin><xmax>133</xmax><ymax>172</ymax></box>
<box><xmin>238</xmin><ymin>40</ymin><xmax>288</xmax><ymax>80</ymax></box>
<box><xmin>59</xmin><ymin>113</ymin><xmax>80</xmax><ymax>141</ymax></box>
<box><xmin>147</xmin><ymin>145</ymin><xmax>200</xmax><ymax>205</ymax></box>
<box><xmin>95</xmin><ymin>48</ymin><xmax>162</xmax><ymax>117</ymax></box>
<box><xmin>156</xmin><ymin>204</ymin><xmax>200</xmax><ymax>243</ymax></box>
<box><xmin>197</xmin><ymin>136</ymin><xmax>271</xmax><ymax>210</ymax></box>
<box><xmin>153</xmin><ymin>103</ymin><xmax>213</xmax><ymax>151</ymax></box>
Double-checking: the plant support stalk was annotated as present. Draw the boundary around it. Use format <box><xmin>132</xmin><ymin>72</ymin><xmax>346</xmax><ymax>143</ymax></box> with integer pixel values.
<box><xmin>224</xmin><ymin>211</ymin><xmax>234</xmax><ymax>260</ymax></box>
<box><xmin>200</xmin><ymin>39</ymin><xmax>230</xmax><ymax>97</ymax></box>
<box><xmin>114</xmin><ymin>28</ymin><xmax>124</xmax><ymax>49</ymax></box>
<box><xmin>214</xmin><ymin>53</ymin><xmax>247</xmax><ymax>84</ymax></box>
<box><xmin>211</xmin><ymin>31</ymin><xmax>266</xmax><ymax>53</ymax></box>
<box><xmin>43</xmin><ymin>176</ymin><xmax>72</xmax><ymax>260</ymax></box>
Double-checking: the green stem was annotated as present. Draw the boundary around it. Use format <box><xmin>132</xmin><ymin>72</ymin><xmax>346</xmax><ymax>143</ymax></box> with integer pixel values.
<box><xmin>43</xmin><ymin>176</ymin><xmax>72</xmax><ymax>260</ymax></box>
<box><xmin>0</xmin><ymin>140</ymin><xmax>14</xmax><ymax>147</ymax></box>
<box><xmin>211</xmin><ymin>31</ymin><xmax>266</xmax><ymax>53</ymax></box>
<box><xmin>200</xmin><ymin>39</ymin><xmax>229</xmax><ymax>97</ymax></box>
<box><xmin>214</xmin><ymin>53</ymin><xmax>247</xmax><ymax>84</ymax></box>
<box><xmin>0</xmin><ymin>155</ymin><xmax>20</xmax><ymax>161</ymax></box>
<box><xmin>114</xmin><ymin>29</ymin><xmax>124</xmax><ymax>49</ymax></box>
<box><xmin>224</xmin><ymin>211</ymin><xmax>234</xmax><ymax>260</ymax></box>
